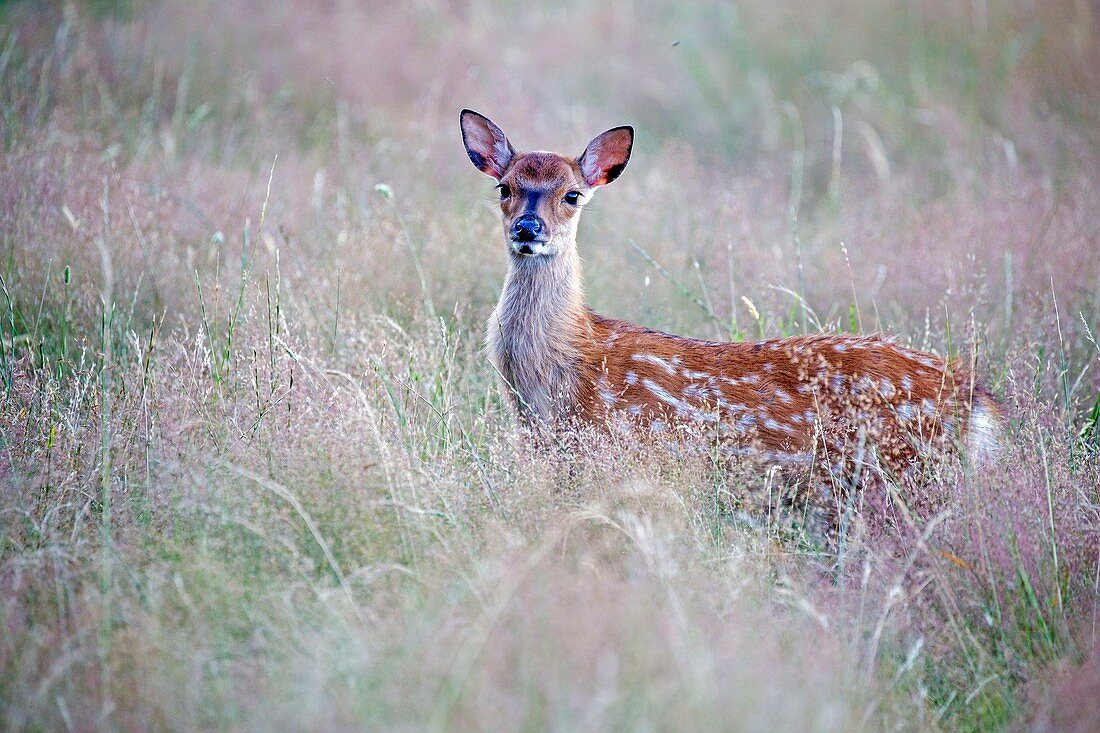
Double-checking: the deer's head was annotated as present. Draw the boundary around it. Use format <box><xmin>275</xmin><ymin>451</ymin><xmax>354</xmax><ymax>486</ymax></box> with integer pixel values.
<box><xmin>460</xmin><ymin>109</ymin><xmax>633</xmax><ymax>259</ymax></box>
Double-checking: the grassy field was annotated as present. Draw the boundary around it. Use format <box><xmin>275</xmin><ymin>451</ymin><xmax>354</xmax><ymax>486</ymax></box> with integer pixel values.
<box><xmin>1</xmin><ymin>1</ymin><xmax>1098</xmax><ymax>730</ymax></box>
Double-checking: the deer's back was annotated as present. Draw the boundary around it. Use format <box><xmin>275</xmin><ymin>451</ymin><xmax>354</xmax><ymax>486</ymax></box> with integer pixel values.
<box><xmin>576</xmin><ymin>314</ymin><xmax>993</xmax><ymax>474</ymax></box>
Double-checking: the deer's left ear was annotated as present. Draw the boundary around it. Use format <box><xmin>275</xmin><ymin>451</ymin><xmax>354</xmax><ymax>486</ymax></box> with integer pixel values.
<box><xmin>460</xmin><ymin>109</ymin><xmax>515</xmax><ymax>180</ymax></box>
<box><xmin>578</xmin><ymin>126</ymin><xmax>634</xmax><ymax>187</ymax></box>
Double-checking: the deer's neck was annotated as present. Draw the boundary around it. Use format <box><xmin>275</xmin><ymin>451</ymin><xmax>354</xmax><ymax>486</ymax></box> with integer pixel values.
<box><xmin>487</xmin><ymin>246</ymin><xmax>591</xmax><ymax>423</ymax></box>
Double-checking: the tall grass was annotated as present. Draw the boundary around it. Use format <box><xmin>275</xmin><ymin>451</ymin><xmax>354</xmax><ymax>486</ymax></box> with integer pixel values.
<box><xmin>1</xmin><ymin>1</ymin><xmax>1098</xmax><ymax>730</ymax></box>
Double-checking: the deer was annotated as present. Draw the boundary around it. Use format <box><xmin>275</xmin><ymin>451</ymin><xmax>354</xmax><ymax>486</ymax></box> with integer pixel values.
<box><xmin>459</xmin><ymin>109</ymin><xmax>1002</xmax><ymax>502</ymax></box>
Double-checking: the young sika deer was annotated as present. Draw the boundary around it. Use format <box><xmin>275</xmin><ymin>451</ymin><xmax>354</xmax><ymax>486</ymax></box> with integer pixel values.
<box><xmin>460</xmin><ymin>109</ymin><xmax>1002</xmax><ymax>488</ymax></box>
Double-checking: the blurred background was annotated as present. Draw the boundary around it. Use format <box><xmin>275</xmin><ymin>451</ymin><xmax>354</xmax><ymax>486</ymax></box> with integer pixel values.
<box><xmin>2</xmin><ymin>2</ymin><xmax>1099</xmax><ymax>730</ymax></box>
<box><xmin>4</xmin><ymin>0</ymin><xmax>1098</xmax><ymax>343</ymax></box>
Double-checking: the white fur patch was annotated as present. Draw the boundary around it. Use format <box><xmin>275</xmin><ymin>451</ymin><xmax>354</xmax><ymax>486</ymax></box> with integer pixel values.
<box><xmin>642</xmin><ymin>378</ymin><xmax>719</xmax><ymax>424</ymax></box>
<box><xmin>733</xmin><ymin>413</ymin><xmax>757</xmax><ymax>434</ymax></box>
<box><xmin>716</xmin><ymin>398</ymin><xmax>747</xmax><ymax>414</ymax></box>
<box><xmin>632</xmin><ymin>353</ymin><xmax>678</xmax><ymax>376</ymax></box>
<box><xmin>966</xmin><ymin>402</ymin><xmax>1002</xmax><ymax>465</ymax></box>
<box><xmin>763</xmin><ymin>418</ymin><xmax>796</xmax><ymax>435</ymax></box>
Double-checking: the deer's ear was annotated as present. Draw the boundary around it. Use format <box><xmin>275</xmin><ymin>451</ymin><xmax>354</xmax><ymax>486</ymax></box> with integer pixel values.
<box><xmin>460</xmin><ymin>109</ymin><xmax>515</xmax><ymax>180</ymax></box>
<box><xmin>578</xmin><ymin>126</ymin><xmax>633</xmax><ymax>187</ymax></box>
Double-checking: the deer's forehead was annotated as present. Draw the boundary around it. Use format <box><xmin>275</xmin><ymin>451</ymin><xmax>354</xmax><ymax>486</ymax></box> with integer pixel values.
<box><xmin>507</xmin><ymin>152</ymin><xmax>582</xmax><ymax>190</ymax></box>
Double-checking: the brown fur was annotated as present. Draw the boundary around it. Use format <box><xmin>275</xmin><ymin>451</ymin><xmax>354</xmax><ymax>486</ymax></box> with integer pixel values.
<box><xmin>577</xmin><ymin>316</ymin><xmax>996</xmax><ymax>475</ymax></box>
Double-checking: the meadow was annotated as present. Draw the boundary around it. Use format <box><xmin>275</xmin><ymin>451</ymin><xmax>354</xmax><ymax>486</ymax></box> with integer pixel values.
<box><xmin>1</xmin><ymin>1</ymin><xmax>1098</xmax><ymax>730</ymax></box>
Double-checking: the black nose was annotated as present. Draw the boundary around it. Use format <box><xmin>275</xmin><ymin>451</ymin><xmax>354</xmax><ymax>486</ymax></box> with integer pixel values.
<box><xmin>511</xmin><ymin>215</ymin><xmax>544</xmax><ymax>242</ymax></box>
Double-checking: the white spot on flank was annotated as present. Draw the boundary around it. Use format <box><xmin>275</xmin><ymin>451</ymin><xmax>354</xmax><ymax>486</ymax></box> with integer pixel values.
<box><xmin>734</xmin><ymin>413</ymin><xmax>757</xmax><ymax>434</ymax></box>
<box><xmin>896</xmin><ymin>403</ymin><xmax>915</xmax><ymax>422</ymax></box>
<box><xmin>765</xmin><ymin>451</ymin><xmax>815</xmax><ymax>464</ymax></box>
<box><xmin>683</xmin><ymin>383</ymin><xmax>719</xmax><ymax>400</ymax></box>
<box><xmin>833</xmin><ymin>342</ymin><xmax>848</xmax><ymax>352</ymax></box>
<box><xmin>624</xmin><ymin>370</ymin><xmax>638</xmax><ymax>386</ymax></box>
<box><xmin>610</xmin><ymin>414</ymin><xmax>633</xmax><ymax>436</ymax></box>
<box><xmin>763</xmin><ymin>362</ymin><xmax>774</xmax><ymax>373</ymax></box>
<box><xmin>854</xmin><ymin>375</ymin><xmax>874</xmax><ymax>393</ymax></box>
<box><xmin>774</xmin><ymin>387</ymin><xmax>793</xmax><ymax>404</ymax></box>
<box><xmin>632</xmin><ymin>353</ymin><xmax>678</xmax><ymax>376</ymax></box>
<box><xmin>879</xmin><ymin>378</ymin><xmax>896</xmax><ymax>399</ymax></box>
<box><xmin>682</xmin><ymin>367</ymin><xmax>712</xmax><ymax>380</ymax></box>
<box><xmin>717</xmin><ymin>399</ymin><xmax>747</xmax><ymax>414</ymax></box>
<box><xmin>642</xmin><ymin>379</ymin><xmax>719</xmax><ymax>424</ymax></box>
<box><xmin>921</xmin><ymin>398</ymin><xmax>936</xmax><ymax>417</ymax></box>
<box><xmin>597</xmin><ymin>373</ymin><xmax>619</xmax><ymax>407</ymax></box>
<box><xmin>763</xmin><ymin>418</ymin><xmax>796</xmax><ymax>435</ymax></box>
<box><xmin>721</xmin><ymin>445</ymin><xmax>815</xmax><ymax>464</ymax></box>
<box><xmin>901</xmin><ymin>374</ymin><xmax>914</xmax><ymax>393</ymax></box>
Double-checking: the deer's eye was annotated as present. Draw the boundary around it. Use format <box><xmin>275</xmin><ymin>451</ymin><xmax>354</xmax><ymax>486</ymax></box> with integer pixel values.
<box><xmin>497</xmin><ymin>184</ymin><xmax>511</xmax><ymax>200</ymax></box>
<box><xmin>563</xmin><ymin>191</ymin><xmax>581</xmax><ymax>205</ymax></box>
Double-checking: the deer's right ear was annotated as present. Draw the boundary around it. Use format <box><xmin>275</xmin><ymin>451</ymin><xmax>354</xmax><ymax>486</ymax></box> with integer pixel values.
<box><xmin>578</xmin><ymin>126</ymin><xmax>633</xmax><ymax>187</ymax></box>
<box><xmin>460</xmin><ymin>109</ymin><xmax>515</xmax><ymax>180</ymax></box>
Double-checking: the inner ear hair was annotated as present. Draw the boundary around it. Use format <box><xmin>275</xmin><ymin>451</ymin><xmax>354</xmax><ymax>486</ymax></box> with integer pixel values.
<box><xmin>579</xmin><ymin>125</ymin><xmax>633</xmax><ymax>187</ymax></box>
<box><xmin>460</xmin><ymin>109</ymin><xmax>515</xmax><ymax>179</ymax></box>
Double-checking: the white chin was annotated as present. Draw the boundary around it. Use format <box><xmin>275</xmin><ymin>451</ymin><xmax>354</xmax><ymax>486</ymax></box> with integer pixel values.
<box><xmin>510</xmin><ymin>243</ymin><xmax>551</xmax><ymax>257</ymax></box>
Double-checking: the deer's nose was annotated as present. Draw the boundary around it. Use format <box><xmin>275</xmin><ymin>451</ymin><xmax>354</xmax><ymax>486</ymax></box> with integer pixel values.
<box><xmin>511</xmin><ymin>215</ymin><xmax>545</xmax><ymax>242</ymax></box>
